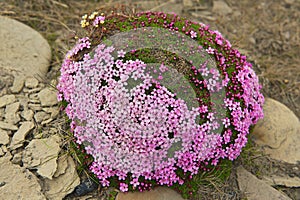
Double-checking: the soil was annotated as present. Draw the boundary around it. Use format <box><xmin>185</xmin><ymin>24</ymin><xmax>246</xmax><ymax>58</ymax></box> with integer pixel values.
<box><xmin>0</xmin><ymin>0</ymin><xmax>299</xmax><ymax>199</ymax></box>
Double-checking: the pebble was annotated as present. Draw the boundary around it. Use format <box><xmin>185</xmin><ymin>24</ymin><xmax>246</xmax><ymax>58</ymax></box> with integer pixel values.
<box><xmin>0</xmin><ymin>94</ymin><xmax>16</xmax><ymax>108</ymax></box>
<box><xmin>21</xmin><ymin>109</ymin><xmax>34</xmax><ymax>121</ymax></box>
<box><xmin>212</xmin><ymin>0</ymin><xmax>233</xmax><ymax>15</ymax></box>
<box><xmin>0</xmin><ymin>121</ymin><xmax>18</xmax><ymax>131</ymax></box>
<box><xmin>34</xmin><ymin>111</ymin><xmax>50</xmax><ymax>123</ymax></box>
<box><xmin>25</xmin><ymin>77</ymin><xmax>39</xmax><ymax>88</ymax></box>
<box><xmin>10</xmin><ymin>78</ymin><xmax>24</xmax><ymax>93</ymax></box>
<box><xmin>0</xmin><ymin>129</ymin><xmax>10</xmax><ymax>145</ymax></box>
<box><xmin>4</xmin><ymin>102</ymin><xmax>20</xmax><ymax>124</ymax></box>
<box><xmin>38</xmin><ymin>88</ymin><xmax>58</xmax><ymax>107</ymax></box>
<box><xmin>10</xmin><ymin>121</ymin><xmax>35</xmax><ymax>149</ymax></box>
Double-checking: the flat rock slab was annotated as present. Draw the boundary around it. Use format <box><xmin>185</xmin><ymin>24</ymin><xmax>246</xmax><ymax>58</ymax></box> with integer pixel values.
<box><xmin>252</xmin><ymin>98</ymin><xmax>300</xmax><ymax>164</ymax></box>
<box><xmin>44</xmin><ymin>156</ymin><xmax>80</xmax><ymax>200</ymax></box>
<box><xmin>0</xmin><ymin>16</ymin><xmax>51</xmax><ymax>80</ymax></box>
<box><xmin>116</xmin><ymin>187</ymin><xmax>184</xmax><ymax>200</ymax></box>
<box><xmin>38</xmin><ymin>88</ymin><xmax>58</xmax><ymax>107</ymax></box>
<box><xmin>263</xmin><ymin>175</ymin><xmax>300</xmax><ymax>188</ymax></box>
<box><xmin>10</xmin><ymin>121</ymin><xmax>35</xmax><ymax>149</ymax></box>
<box><xmin>22</xmin><ymin>135</ymin><xmax>61</xmax><ymax>179</ymax></box>
<box><xmin>237</xmin><ymin>166</ymin><xmax>291</xmax><ymax>200</ymax></box>
<box><xmin>0</xmin><ymin>156</ymin><xmax>46</xmax><ymax>200</ymax></box>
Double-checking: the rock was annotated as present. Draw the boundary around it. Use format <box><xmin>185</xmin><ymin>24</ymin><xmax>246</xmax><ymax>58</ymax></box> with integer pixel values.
<box><xmin>11</xmin><ymin>151</ymin><xmax>23</xmax><ymax>165</ymax></box>
<box><xmin>212</xmin><ymin>0</ymin><xmax>233</xmax><ymax>15</ymax></box>
<box><xmin>263</xmin><ymin>175</ymin><xmax>300</xmax><ymax>188</ymax></box>
<box><xmin>43</xmin><ymin>107</ymin><xmax>60</xmax><ymax>119</ymax></box>
<box><xmin>0</xmin><ymin>129</ymin><xmax>9</xmax><ymax>145</ymax></box>
<box><xmin>116</xmin><ymin>187</ymin><xmax>184</xmax><ymax>200</ymax></box>
<box><xmin>0</xmin><ymin>94</ymin><xmax>16</xmax><ymax>108</ymax></box>
<box><xmin>22</xmin><ymin>135</ymin><xmax>61</xmax><ymax>179</ymax></box>
<box><xmin>10</xmin><ymin>121</ymin><xmax>35</xmax><ymax>149</ymax></box>
<box><xmin>4</xmin><ymin>102</ymin><xmax>20</xmax><ymax>124</ymax></box>
<box><xmin>34</xmin><ymin>111</ymin><xmax>50</xmax><ymax>123</ymax></box>
<box><xmin>38</xmin><ymin>88</ymin><xmax>58</xmax><ymax>107</ymax></box>
<box><xmin>21</xmin><ymin>109</ymin><xmax>34</xmax><ymax>121</ymax></box>
<box><xmin>0</xmin><ymin>121</ymin><xmax>18</xmax><ymax>131</ymax></box>
<box><xmin>74</xmin><ymin>179</ymin><xmax>98</xmax><ymax>197</ymax></box>
<box><xmin>10</xmin><ymin>77</ymin><xmax>24</xmax><ymax>93</ymax></box>
<box><xmin>53</xmin><ymin>154</ymin><xmax>68</xmax><ymax>178</ymax></box>
<box><xmin>0</xmin><ymin>156</ymin><xmax>46</xmax><ymax>199</ymax></box>
<box><xmin>284</xmin><ymin>0</ymin><xmax>295</xmax><ymax>4</ymax></box>
<box><xmin>25</xmin><ymin>77</ymin><xmax>39</xmax><ymax>88</ymax></box>
<box><xmin>252</xmin><ymin>98</ymin><xmax>300</xmax><ymax>164</ymax></box>
<box><xmin>1</xmin><ymin>145</ymin><xmax>8</xmax><ymax>154</ymax></box>
<box><xmin>0</xmin><ymin>148</ymin><xmax>4</xmax><ymax>157</ymax></box>
<box><xmin>44</xmin><ymin>156</ymin><xmax>80</xmax><ymax>200</ymax></box>
<box><xmin>237</xmin><ymin>166</ymin><xmax>291</xmax><ymax>200</ymax></box>
<box><xmin>0</xmin><ymin>16</ymin><xmax>51</xmax><ymax>80</ymax></box>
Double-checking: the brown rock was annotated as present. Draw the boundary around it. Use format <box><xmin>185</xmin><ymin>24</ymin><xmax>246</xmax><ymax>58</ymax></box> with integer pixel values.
<box><xmin>0</xmin><ymin>156</ymin><xmax>46</xmax><ymax>199</ymax></box>
<box><xmin>253</xmin><ymin>98</ymin><xmax>300</xmax><ymax>164</ymax></box>
<box><xmin>212</xmin><ymin>0</ymin><xmax>233</xmax><ymax>15</ymax></box>
<box><xmin>22</xmin><ymin>135</ymin><xmax>61</xmax><ymax>179</ymax></box>
<box><xmin>263</xmin><ymin>175</ymin><xmax>300</xmax><ymax>188</ymax></box>
<box><xmin>4</xmin><ymin>102</ymin><xmax>20</xmax><ymax>124</ymax></box>
<box><xmin>0</xmin><ymin>16</ymin><xmax>51</xmax><ymax>80</ymax></box>
<box><xmin>0</xmin><ymin>94</ymin><xmax>16</xmax><ymax>108</ymax></box>
<box><xmin>10</xmin><ymin>121</ymin><xmax>34</xmax><ymax>149</ymax></box>
<box><xmin>0</xmin><ymin>128</ymin><xmax>9</xmax><ymax>145</ymax></box>
<box><xmin>44</xmin><ymin>156</ymin><xmax>80</xmax><ymax>200</ymax></box>
<box><xmin>116</xmin><ymin>187</ymin><xmax>184</xmax><ymax>200</ymax></box>
<box><xmin>237</xmin><ymin>166</ymin><xmax>291</xmax><ymax>200</ymax></box>
<box><xmin>38</xmin><ymin>88</ymin><xmax>58</xmax><ymax>107</ymax></box>
<box><xmin>10</xmin><ymin>77</ymin><xmax>24</xmax><ymax>93</ymax></box>
<box><xmin>0</xmin><ymin>121</ymin><xmax>18</xmax><ymax>131</ymax></box>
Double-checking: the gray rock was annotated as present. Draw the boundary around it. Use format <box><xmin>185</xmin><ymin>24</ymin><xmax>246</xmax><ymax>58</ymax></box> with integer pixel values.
<box><xmin>38</xmin><ymin>88</ymin><xmax>58</xmax><ymax>107</ymax></box>
<box><xmin>10</xmin><ymin>121</ymin><xmax>35</xmax><ymax>149</ymax></box>
<box><xmin>22</xmin><ymin>135</ymin><xmax>61</xmax><ymax>179</ymax></box>
<box><xmin>4</xmin><ymin>102</ymin><xmax>20</xmax><ymax>124</ymax></box>
<box><xmin>0</xmin><ymin>128</ymin><xmax>9</xmax><ymax>145</ymax></box>
<box><xmin>0</xmin><ymin>94</ymin><xmax>16</xmax><ymax>108</ymax></box>
<box><xmin>25</xmin><ymin>77</ymin><xmax>39</xmax><ymax>88</ymax></box>
<box><xmin>253</xmin><ymin>98</ymin><xmax>300</xmax><ymax>164</ymax></box>
<box><xmin>116</xmin><ymin>187</ymin><xmax>184</xmax><ymax>200</ymax></box>
<box><xmin>237</xmin><ymin>166</ymin><xmax>291</xmax><ymax>200</ymax></box>
<box><xmin>10</xmin><ymin>77</ymin><xmax>24</xmax><ymax>93</ymax></box>
<box><xmin>44</xmin><ymin>156</ymin><xmax>80</xmax><ymax>200</ymax></box>
<box><xmin>0</xmin><ymin>121</ymin><xmax>18</xmax><ymax>131</ymax></box>
<box><xmin>0</xmin><ymin>16</ymin><xmax>51</xmax><ymax>80</ymax></box>
<box><xmin>212</xmin><ymin>0</ymin><xmax>233</xmax><ymax>15</ymax></box>
<box><xmin>0</xmin><ymin>156</ymin><xmax>46</xmax><ymax>199</ymax></box>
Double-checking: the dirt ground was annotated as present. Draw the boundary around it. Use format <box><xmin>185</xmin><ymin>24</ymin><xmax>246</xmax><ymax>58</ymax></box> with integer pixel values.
<box><xmin>0</xmin><ymin>0</ymin><xmax>299</xmax><ymax>199</ymax></box>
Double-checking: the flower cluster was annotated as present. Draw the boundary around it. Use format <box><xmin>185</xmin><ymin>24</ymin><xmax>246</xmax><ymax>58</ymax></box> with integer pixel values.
<box><xmin>81</xmin><ymin>11</ymin><xmax>105</xmax><ymax>28</ymax></box>
<box><xmin>57</xmin><ymin>10</ymin><xmax>264</xmax><ymax>192</ymax></box>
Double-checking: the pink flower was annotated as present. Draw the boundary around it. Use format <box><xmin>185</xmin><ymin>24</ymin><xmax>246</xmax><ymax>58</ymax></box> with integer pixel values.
<box><xmin>120</xmin><ymin>183</ymin><xmax>128</xmax><ymax>192</ymax></box>
<box><xmin>190</xmin><ymin>30</ymin><xmax>197</xmax><ymax>38</ymax></box>
<box><xmin>206</xmin><ymin>47</ymin><xmax>214</xmax><ymax>54</ymax></box>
